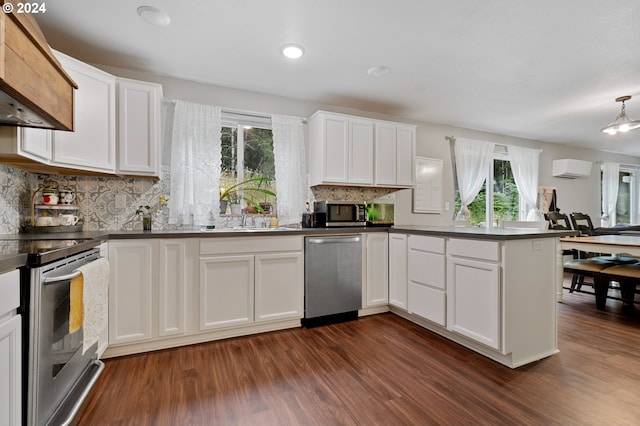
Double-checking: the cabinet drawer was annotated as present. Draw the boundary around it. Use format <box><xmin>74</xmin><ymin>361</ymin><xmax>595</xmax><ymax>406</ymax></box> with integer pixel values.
<box><xmin>408</xmin><ymin>282</ymin><xmax>445</xmax><ymax>326</ymax></box>
<box><xmin>448</xmin><ymin>239</ymin><xmax>500</xmax><ymax>262</ymax></box>
<box><xmin>200</xmin><ymin>236</ymin><xmax>303</xmax><ymax>255</ymax></box>
<box><xmin>0</xmin><ymin>269</ymin><xmax>20</xmax><ymax>315</ymax></box>
<box><xmin>408</xmin><ymin>250</ymin><xmax>445</xmax><ymax>290</ymax></box>
<box><xmin>408</xmin><ymin>235</ymin><xmax>445</xmax><ymax>254</ymax></box>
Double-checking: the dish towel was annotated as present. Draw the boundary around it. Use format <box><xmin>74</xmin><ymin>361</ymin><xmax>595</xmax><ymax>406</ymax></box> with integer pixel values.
<box><xmin>78</xmin><ymin>257</ymin><xmax>110</xmax><ymax>354</ymax></box>
<box><xmin>69</xmin><ymin>274</ymin><xmax>84</xmax><ymax>334</ymax></box>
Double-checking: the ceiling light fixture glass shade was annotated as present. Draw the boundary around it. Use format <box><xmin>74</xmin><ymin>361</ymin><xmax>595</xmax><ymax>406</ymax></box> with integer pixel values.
<box><xmin>281</xmin><ymin>44</ymin><xmax>305</xmax><ymax>59</ymax></box>
<box><xmin>601</xmin><ymin>95</ymin><xmax>640</xmax><ymax>135</ymax></box>
<box><xmin>137</xmin><ymin>6</ymin><xmax>171</xmax><ymax>27</ymax></box>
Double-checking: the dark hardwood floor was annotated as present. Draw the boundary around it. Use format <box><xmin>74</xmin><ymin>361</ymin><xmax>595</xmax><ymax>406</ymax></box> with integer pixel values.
<box><xmin>77</xmin><ymin>287</ymin><xmax>640</xmax><ymax>425</ymax></box>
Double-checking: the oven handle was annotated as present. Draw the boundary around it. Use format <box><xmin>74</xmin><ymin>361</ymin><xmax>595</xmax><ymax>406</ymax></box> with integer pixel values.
<box><xmin>43</xmin><ymin>270</ymin><xmax>82</xmax><ymax>285</ymax></box>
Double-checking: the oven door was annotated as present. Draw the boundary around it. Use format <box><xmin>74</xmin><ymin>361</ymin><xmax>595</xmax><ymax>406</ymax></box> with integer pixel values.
<box><xmin>27</xmin><ymin>251</ymin><xmax>105</xmax><ymax>426</ymax></box>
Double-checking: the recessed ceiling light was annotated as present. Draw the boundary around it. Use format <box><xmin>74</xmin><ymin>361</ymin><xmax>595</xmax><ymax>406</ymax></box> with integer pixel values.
<box><xmin>281</xmin><ymin>44</ymin><xmax>305</xmax><ymax>59</ymax></box>
<box><xmin>367</xmin><ymin>66</ymin><xmax>390</xmax><ymax>77</ymax></box>
<box><xmin>137</xmin><ymin>6</ymin><xmax>171</xmax><ymax>27</ymax></box>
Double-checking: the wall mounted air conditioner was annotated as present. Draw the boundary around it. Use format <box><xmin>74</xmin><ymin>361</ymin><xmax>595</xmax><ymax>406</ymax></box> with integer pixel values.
<box><xmin>552</xmin><ymin>159</ymin><xmax>592</xmax><ymax>179</ymax></box>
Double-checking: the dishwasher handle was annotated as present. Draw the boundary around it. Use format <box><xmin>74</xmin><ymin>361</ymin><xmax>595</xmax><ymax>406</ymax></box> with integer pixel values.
<box><xmin>307</xmin><ymin>236</ymin><xmax>361</xmax><ymax>245</ymax></box>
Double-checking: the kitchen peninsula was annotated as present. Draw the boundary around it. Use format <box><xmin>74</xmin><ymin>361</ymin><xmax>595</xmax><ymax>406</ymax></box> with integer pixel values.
<box><xmin>0</xmin><ymin>225</ymin><xmax>573</xmax><ymax>369</ymax></box>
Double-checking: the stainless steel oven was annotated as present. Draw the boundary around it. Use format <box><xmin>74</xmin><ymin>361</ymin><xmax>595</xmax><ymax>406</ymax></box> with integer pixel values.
<box><xmin>22</xmin><ymin>245</ymin><xmax>105</xmax><ymax>426</ymax></box>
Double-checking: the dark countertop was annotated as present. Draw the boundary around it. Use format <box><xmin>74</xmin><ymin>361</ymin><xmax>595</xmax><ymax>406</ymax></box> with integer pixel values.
<box><xmin>0</xmin><ymin>224</ymin><xmax>574</xmax><ymax>271</ymax></box>
<box><xmin>389</xmin><ymin>225</ymin><xmax>577</xmax><ymax>240</ymax></box>
<box><xmin>0</xmin><ymin>226</ymin><xmax>389</xmax><ymax>270</ymax></box>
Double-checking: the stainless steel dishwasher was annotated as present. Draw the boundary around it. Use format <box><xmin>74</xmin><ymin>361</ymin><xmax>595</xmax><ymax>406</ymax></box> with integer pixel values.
<box><xmin>303</xmin><ymin>235</ymin><xmax>362</xmax><ymax>327</ymax></box>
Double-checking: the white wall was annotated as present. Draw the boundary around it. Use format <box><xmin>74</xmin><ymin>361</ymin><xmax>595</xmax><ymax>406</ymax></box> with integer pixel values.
<box><xmin>99</xmin><ymin>63</ymin><xmax>640</xmax><ymax>227</ymax></box>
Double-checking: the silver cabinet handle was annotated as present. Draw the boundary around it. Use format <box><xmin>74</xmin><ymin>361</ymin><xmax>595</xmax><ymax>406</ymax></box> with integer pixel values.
<box><xmin>43</xmin><ymin>270</ymin><xmax>82</xmax><ymax>285</ymax></box>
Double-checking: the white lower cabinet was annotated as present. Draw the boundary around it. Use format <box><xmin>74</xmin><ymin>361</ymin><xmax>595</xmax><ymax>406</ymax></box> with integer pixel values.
<box><xmin>199</xmin><ymin>236</ymin><xmax>304</xmax><ymax>330</ymax></box>
<box><xmin>255</xmin><ymin>252</ymin><xmax>304</xmax><ymax>322</ymax></box>
<box><xmin>199</xmin><ymin>255</ymin><xmax>255</xmax><ymax>330</ymax></box>
<box><xmin>108</xmin><ymin>239</ymin><xmax>196</xmax><ymax>346</ymax></box>
<box><xmin>388</xmin><ymin>233</ymin><xmax>408</xmax><ymax>309</ymax></box>
<box><xmin>0</xmin><ymin>269</ymin><xmax>20</xmax><ymax>426</ymax></box>
<box><xmin>447</xmin><ymin>255</ymin><xmax>501</xmax><ymax>350</ymax></box>
<box><xmin>364</xmin><ymin>233</ymin><xmax>389</xmax><ymax>308</ymax></box>
<box><xmin>407</xmin><ymin>235</ymin><xmax>446</xmax><ymax>325</ymax></box>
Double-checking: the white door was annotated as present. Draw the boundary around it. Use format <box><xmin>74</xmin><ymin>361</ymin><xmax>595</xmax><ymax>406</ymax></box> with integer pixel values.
<box><xmin>52</xmin><ymin>52</ymin><xmax>116</xmax><ymax>172</ymax></box>
<box><xmin>199</xmin><ymin>255</ymin><xmax>254</xmax><ymax>330</ymax></box>
<box><xmin>447</xmin><ymin>256</ymin><xmax>501</xmax><ymax>350</ymax></box>
<box><xmin>157</xmin><ymin>240</ymin><xmax>188</xmax><ymax>337</ymax></box>
<box><xmin>374</xmin><ymin>122</ymin><xmax>397</xmax><ymax>185</ymax></box>
<box><xmin>0</xmin><ymin>315</ymin><xmax>20</xmax><ymax>426</ymax></box>
<box><xmin>349</xmin><ymin>118</ymin><xmax>374</xmax><ymax>184</ymax></box>
<box><xmin>396</xmin><ymin>124</ymin><xmax>416</xmax><ymax>186</ymax></box>
<box><xmin>388</xmin><ymin>233</ymin><xmax>408</xmax><ymax>309</ymax></box>
<box><xmin>19</xmin><ymin>127</ymin><xmax>51</xmax><ymax>162</ymax></box>
<box><xmin>323</xmin><ymin>114</ymin><xmax>349</xmax><ymax>183</ymax></box>
<box><xmin>255</xmin><ymin>252</ymin><xmax>304</xmax><ymax>322</ymax></box>
<box><xmin>365</xmin><ymin>233</ymin><xmax>389</xmax><ymax>307</ymax></box>
<box><xmin>109</xmin><ymin>241</ymin><xmax>154</xmax><ymax>344</ymax></box>
<box><xmin>117</xmin><ymin>78</ymin><xmax>162</xmax><ymax>176</ymax></box>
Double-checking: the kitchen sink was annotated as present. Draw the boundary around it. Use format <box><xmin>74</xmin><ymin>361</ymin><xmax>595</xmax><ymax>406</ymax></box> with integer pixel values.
<box><xmin>199</xmin><ymin>226</ymin><xmax>300</xmax><ymax>233</ymax></box>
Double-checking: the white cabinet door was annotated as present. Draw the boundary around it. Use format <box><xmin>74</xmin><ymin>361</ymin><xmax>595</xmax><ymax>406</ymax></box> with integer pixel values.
<box><xmin>0</xmin><ymin>315</ymin><xmax>20</xmax><ymax>426</ymax></box>
<box><xmin>407</xmin><ymin>235</ymin><xmax>446</xmax><ymax>325</ymax></box>
<box><xmin>374</xmin><ymin>122</ymin><xmax>397</xmax><ymax>186</ymax></box>
<box><xmin>255</xmin><ymin>252</ymin><xmax>304</xmax><ymax>322</ymax></box>
<box><xmin>157</xmin><ymin>240</ymin><xmax>189</xmax><ymax>337</ymax></box>
<box><xmin>447</xmin><ymin>256</ymin><xmax>501</xmax><ymax>350</ymax></box>
<box><xmin>199</xmin><ymin>255</ymin><xmax>254</xmax><ymax>330</ymax></box>
<box><xmin>388</xmin><ymin>233</ymin><xmax>408</xmax><ymax>309</ymax></box>
<box><xmin>18</xmin><ymin>127</ymin><xmax>51</xmax><ymax>162</ymax></box>
<box><xmin>109</xmin><ymin>241</ymin><xmax>154</xmax><ymax>344</ymax></box>
<box><xmin>52</xmin><ymin>51</ymin><xmax>116</xmax><ymax>173</ymax></box>
<box><xmin>396</xmin><ymin>124</ymin><xmax>416</xmax><ymax>186</ymax></box>
<box><xmin>365</xmin><ymin>233</ymin><xmax>389</xmax><ymax>307</ymax></box>
<box><xmin>349</xmin><ymin>118</ymin><xmax>374</xmax><ymax>184</ymax></box>
<box><xmin>116</xmin><ymin>77</ymin><xmax>162</xmax><ymax>176</ymax></box>
<box><xmin>322</xmin><ymin>114</ymin><xmax>349</xmax><ymax>183</ymax></box>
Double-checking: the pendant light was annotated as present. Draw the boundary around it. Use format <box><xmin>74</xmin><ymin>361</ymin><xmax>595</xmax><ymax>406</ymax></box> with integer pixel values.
<box><xmin>601</xmin><ymin>95</ymin><xmax>640</xmax><ymax>135</ymax></box>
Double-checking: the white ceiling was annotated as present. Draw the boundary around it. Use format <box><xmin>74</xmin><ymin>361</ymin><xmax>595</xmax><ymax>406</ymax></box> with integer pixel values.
<box><xmin>35</xmin><ymin>0</ymin><xmax>640</xmax><ymax>156</ymax></box>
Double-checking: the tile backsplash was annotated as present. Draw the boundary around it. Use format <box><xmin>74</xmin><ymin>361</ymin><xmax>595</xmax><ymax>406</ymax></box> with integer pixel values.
<box><xmin>0</xmin><ymin>164</ymin><xmax>399</xmax><ymax>235</ymax></box>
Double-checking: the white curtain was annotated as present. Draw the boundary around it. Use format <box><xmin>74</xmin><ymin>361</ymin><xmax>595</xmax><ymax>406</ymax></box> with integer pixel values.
<box><xmin>272</xmin><ymin>114</ymin><xmax>308</xmax><ymax>225</ymax></box>
<box><xmin>454</xmin><ymin>138</ymin><xmax>495</xmax><ymax>219</ymax></box>
<box><xmin>169</xmin><ymin>100</ymin><xmax>221</xmax><ymax>226</ymax></box>
<box><xmin>601</xmin><ymin>162</ymin><xmax>620</xmax><ymax>226</ymax></box>
<box><xmin>508</xmin><ymin>145</ymin><xmax>541</xmax><ymax>221</ymax></box>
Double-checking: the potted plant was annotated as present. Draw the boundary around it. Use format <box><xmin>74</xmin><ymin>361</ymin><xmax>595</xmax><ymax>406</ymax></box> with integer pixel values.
<box><xmin>136</xmin><ymin>194</ymin><xmax>169</xmax><ymax>230</ymax></box>
<box><xmin>219</xmin><ymin>177</ymin><xmax>276</xmax><ymax>215</ymax></box>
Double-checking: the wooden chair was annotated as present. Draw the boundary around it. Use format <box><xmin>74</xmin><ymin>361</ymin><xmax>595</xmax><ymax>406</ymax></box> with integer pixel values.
<box><xmin>594</xmin><ymin>263</ymin><xmax>640</xmax><ymax>310</ymax></box>
<box><xmin>566</xmin><ymin>212</ymin><xmax>637</xmax><ymax>293</ymax></box>
<box><xmin>546</xmin><ymin>212</ymin><xmax>616</xmax><ymax>293</ymax></box>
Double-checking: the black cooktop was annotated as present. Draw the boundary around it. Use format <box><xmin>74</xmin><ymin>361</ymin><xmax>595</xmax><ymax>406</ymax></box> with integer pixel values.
<box><xmin>0</xmin><ymin>239</ymin><xmax>102</xmax><ymax>266</ymax></box>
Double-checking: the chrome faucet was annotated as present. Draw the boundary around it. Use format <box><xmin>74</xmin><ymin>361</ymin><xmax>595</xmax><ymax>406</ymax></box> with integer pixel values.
<box><xmin>240</xmin><ymin>210</ymin><xmax>247</xmax><ymax>227</ymax></box>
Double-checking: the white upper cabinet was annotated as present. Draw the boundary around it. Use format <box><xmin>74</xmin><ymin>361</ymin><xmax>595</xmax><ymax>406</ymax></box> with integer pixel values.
<box><xmin>309</xmin><ymin>111</ymin><xmax>414</xmax><ymax>188</ymax></box>
<box><xmin>395</xmin><ymin>124</ymin><xmax>417</xmax><ymax>186</ymax></box>
<box><xmin>0</xmin><ymin>51</ymin><xmax>163</xmax><ymax>177</ymax></box>
<box><xmin>309</xmin><ymin>111</ymin><xmax>374</xmax><ymax>186</ymax></box>
<box><xmin>375</xmin><ymin>122</ymin><xmax>416</xmax><ymax>187</ymax></box>
<box><xmin>52</xmin><ymin>51</ymin><xmax>117</xmax><ymax>173</ymax></box>
<box><xmin>19</xmin><ymin>127</ymin><xmax>51</xmax><ymax>162</ymax></box>
<box><xmin>116</xmin><ymin>77</ymin><xmax>162</xmax><ymax>176</ymax></box>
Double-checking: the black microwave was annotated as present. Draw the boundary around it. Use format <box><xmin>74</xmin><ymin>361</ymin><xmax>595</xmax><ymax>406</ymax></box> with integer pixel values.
<box><xmin>314</xmin><ymin>201</ymin><xmax>366</xmax><ymax>227</ymax></box>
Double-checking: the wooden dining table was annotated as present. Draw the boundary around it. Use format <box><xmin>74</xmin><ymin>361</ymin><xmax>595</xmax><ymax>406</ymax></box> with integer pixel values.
<box><xmin>559</xmin><ymin>234</ymin><xmax>640</xmax><ymax>308</ymax></box>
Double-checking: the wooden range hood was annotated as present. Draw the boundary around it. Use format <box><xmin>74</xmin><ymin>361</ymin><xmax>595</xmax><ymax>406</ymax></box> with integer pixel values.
<box><xmin>0</xmin><ymin>1</ymin><xmax>76</xmax><ymax>131</ymax></box>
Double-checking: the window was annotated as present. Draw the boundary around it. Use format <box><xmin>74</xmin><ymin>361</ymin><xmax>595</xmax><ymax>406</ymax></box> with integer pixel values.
<box><xmin>455</xmin><ymin>149</ymin><xmax>529</xmax><ymax>226</ymax></box>
<box><xmin>220</xmin><ymin>115</ymin><xmax>277</xmax><ymax>214</ymax></box>
<box><xmin>601</xmin><ymin>166</ymin><xmax>636</xmax><ymax>225</ymax></box>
